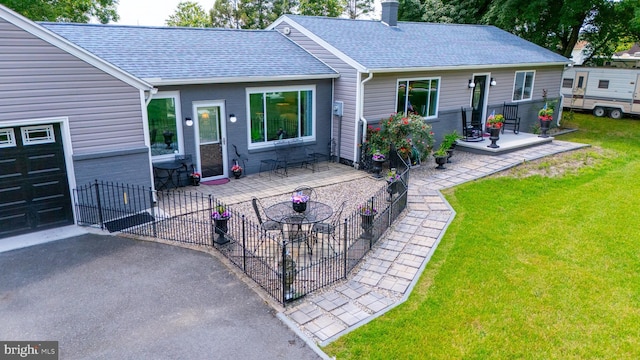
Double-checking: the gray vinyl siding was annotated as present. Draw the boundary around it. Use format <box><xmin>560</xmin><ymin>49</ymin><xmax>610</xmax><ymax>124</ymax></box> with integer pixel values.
<box><xmin>277</xmin><ymin>21</ymin><xmax>359</xmax><ymax>162</ymax></box>
<box><xmin>0</xmin><ymin>19</ymin><xmax>146</xmax><ymax>155</ymax></box>
<box><xmin>72</xmin><ymin>148</ymin><xmax>151</xmax><ymax>187</ymax></box>
<box><xmin>159</xmin><ymin>79</ymin><xmax>333</xmax><ymax>175</ymax></box>
<box><xmin>362</xmin><ymin>66</ymin><xmax>563</xmax><ymax>144</ymax></box>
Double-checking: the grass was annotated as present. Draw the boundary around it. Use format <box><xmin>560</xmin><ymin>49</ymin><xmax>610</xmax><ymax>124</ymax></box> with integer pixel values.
<box><xmin>323</xmin><ymin>113</ymin><xmax>640</xmax><ymax>359</ymax></box>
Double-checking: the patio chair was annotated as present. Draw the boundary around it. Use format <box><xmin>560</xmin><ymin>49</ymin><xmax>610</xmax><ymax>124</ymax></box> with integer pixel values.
<box><xmin>232</xmin><ymin>144</ymin><xmax>248</xmax><ymax>175</ymax></box>
<box><xmin>310</xmin><ymin>201</ymin><xmax>347</xmax><ymax>256</ymax></box>
<box><xmin>251</xmin><ymin>197</ymin><xmax>283</xmax><ymax>252</ymax></box>
<box><xmin>461</xmin><ymin>107</ymin><xmax>483</xmax><ymax>141</ymax></box>
<box><xmin>502</xmin><ymin>102</ymin><xmax>521</xmax><ymax>134</ymax></box>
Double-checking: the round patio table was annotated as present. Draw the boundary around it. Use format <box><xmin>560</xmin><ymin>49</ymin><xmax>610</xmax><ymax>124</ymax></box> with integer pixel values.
<box><xmin>264</xmin><ymin>201</ymin><xmax>333</xmax><ymax>246</ymax></box>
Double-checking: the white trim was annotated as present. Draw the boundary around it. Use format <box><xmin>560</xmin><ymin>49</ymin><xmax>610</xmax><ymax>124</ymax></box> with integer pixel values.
<box><xmin>245</xmin><ymin>84</ymin><xmax>317</xmax><ymax>151</ymax></box>
<box><xmin>0</xmin><ymin>6</ymin><xmax>153</xmax><ymax>91</ymax></box>
<box><xmin>269</xmin><ymin>16</ymin><xmax>368</xmax><ymax>73</ymax></box>
<box><xmin>20</xmin><ymin>125</ymin><xmax>55</xmax><ymax>145</ymax></box>
<box><xmin>368</xmin><ymin>62</ymin><xmax>568</xmax><ymax>73</ymax></box>
<box><xmin>192</xmin><ymin>100</ymin><xmax>228</xmax><ymax>181</ymax></box>
<box><xmin>144</xmin><ymin>73</ymin><xmax>338</xmax><ymax>86</ymax></box>
<box><xmin>0</xmin><ymin>128</ymin><xmax>16</xmax><ymax>148</ymax></box>
<box><xmin>148</xmin><ymin>90</ymin><xmax>184</xmax><ymax>162</ymax></box>
<box><xmin>395</xmin><ymin>76</ymin><xmax>441</xmax><ymax>119</ymax></box>
<box><xmin>512</xmin><ymin>70</ymin><xmax>536</xmax><ymax>102</ymax></box>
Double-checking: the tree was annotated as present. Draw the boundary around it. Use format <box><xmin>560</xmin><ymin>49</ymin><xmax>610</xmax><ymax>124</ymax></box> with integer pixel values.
<box><xmin>0</xmin><ymin>0</ymin><xmax>118</xmax><ymax>23</ymax></box>
<box><xmin>210</xmin><ymin>0</ymin><xmax>242</xmax><ymax>28</ymax></box>
<box><xmin>414</xmin><ymin>0</ymin><xmax>640</xmax><ymax>61</ymax></box>
<box><xmin>345</xmin><ymin>0</ymin><xmax>374</xmax><ymax>19</ymax></box>
<box><xmin>299</xmin><ymin>0</ymin><xmax>343</xmax><ymax>17</ymax></box>
<box><xmin>398</xmin><ymin>0</ymin><xmax>425</xmax><ymax>22</ymax></box>
<box><xmin>166</xmin><ymin>1</ymin><xmax>212</xmax><ymax>27</ymax></box>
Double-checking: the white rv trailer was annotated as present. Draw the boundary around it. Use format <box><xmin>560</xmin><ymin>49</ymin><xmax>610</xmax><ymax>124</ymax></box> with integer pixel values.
<box><xmin>561</xmin><ymin>67</ymin><xmax>640</xmax><ymax>118</ymax></box>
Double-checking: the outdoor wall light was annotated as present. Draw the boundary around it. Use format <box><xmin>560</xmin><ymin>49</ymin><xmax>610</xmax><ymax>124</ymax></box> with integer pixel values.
<box><xmin>490</xmin><ymin>78</ymin><xmax>497</xmax><ymax>86</ymax></box>
<box><xmin>468</xmin><ymin>79</ymin><xmax>475</xmax><ymax>88</ymax></box>
<box><xmin>185</xmin><ymin>117</ymin><xmax>193</xmax><ymax>127</ymax></box>
<box><xmin>229</xmin><ymin>114</ymin><xmax>237</xmax><ymax>123</ymax></box>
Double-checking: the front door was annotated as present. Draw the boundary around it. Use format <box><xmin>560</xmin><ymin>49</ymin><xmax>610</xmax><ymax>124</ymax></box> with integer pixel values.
<box><xmin>471</xmin><ymin>75</ymin><xmax>488</xmax><ymax>128</ymax></box>
<box><xmin>572</xmin><ymin>71</ymin><xmax>588</xmax><ymax>107</ymax></box>
<box><xmin>193</xmin><ymin>101</ymin><xmax>227</xmax><ymax>180</ymax></box>
<box><xmin>632</xmin><ymin>74</ymin><xmax>640</xmax><ymax>114</ymax></box>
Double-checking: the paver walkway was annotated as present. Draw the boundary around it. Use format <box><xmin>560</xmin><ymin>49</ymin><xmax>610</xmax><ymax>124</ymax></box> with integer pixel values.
<box><xmin>279</xmin><ymin>140</ymin><xmax>588</xmax><ymax>348</ymax></box>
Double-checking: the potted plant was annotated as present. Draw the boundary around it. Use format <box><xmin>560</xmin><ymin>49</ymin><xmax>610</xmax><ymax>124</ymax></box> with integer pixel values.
<box><xmin>386</xmin><ymin>168</ymin><xmax>401</xmax><ymax>195</ymax></box>
<box><xmin>433</xmin><ymin>146</ymin><xmax>448</xmax><ymax>170</ymax></box>
<box><xmin>486</xmin><ymin>112</ymin><xmax>504</xmax><ymax>149</ymax></box>
<box><xmin>231</xmin><ymin>164</ymin><xmax>243</xmax><ymax>179</ymax></box>
<box><xmin>538</xmin><ymin>105</ymin><xmax>554</xmax><ymax>138</ymax></box>
<box><xmin>291</xmin><ymin>192</ymin><xmax>310</xmax><ymax>213</ymax></box>
<box><xmin>441</xmin><ymin>130</ymin><xmax>462</xmax><ymax>163</ymax></box>
<box><xmin>190</xmin><ymin>171</ymin><xmax>201</xmax><ymax>186</ymax></box>
<box><xmin>359</xmin><ymin>203</ymin><xmax>377</xmax><ymax>239</ymax></box>
<box><xmin>211</xmin><ymin>204</ymin><xmax>231</xmax><ymax>244</ymax></box>
<box><xmin>366</xmin><ymin>113</ymin><xmax>435</xmax><ymax>167</ymax></box>
<box><xmin>371</xmin><ymin>150</ymin><xmax>386</xmax><ymax>178</ymax></box>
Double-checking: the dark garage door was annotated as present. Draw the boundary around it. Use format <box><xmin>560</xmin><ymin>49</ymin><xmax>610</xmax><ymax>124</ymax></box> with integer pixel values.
<box><xmin>0</xmin><ymin>123</ymin><xmax>73</xmax><ymax>239</ymax></box>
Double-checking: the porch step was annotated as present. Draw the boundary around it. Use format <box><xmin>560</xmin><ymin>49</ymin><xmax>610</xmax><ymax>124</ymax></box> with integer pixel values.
<box><xmin>455</xmin><ymin>132</ymin><xmax>553</xmax><ymax>155</ymax></box>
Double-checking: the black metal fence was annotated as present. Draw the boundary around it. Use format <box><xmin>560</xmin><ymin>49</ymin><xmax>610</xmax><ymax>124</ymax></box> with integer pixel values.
<box><xmin>73</xmin><ymin>157</ymin><xmax>409</xmax><ymax>305</ymax></box>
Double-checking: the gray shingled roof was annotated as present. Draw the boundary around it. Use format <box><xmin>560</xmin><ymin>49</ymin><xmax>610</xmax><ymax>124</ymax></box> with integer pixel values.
<box><xmin>284</xmin><ymin>15</ymin><xmax>569</xmax><ymax>70</ymax></box>
<box><xmin>41</xmin><ymin>23</ymin><xmax>337</xmax><ymax>82</ymax></box>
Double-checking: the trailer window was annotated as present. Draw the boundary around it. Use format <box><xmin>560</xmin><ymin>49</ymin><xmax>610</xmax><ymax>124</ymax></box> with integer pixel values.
<box><xmin>598</xmin><ymin>80</ymin><xmax>610</xmax><ymax>89</ymax></box>
<box><xmin>562</xmin><ymin>78</ymin><xmax>573</xmax><ymax>88</ymax></box>
<box><xmin>577</xmin><ymin>76</ymin><xmax>584</xmax><ymax>89</ymax></box>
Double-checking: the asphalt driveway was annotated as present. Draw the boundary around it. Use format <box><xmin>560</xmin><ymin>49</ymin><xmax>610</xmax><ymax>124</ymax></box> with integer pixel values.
<box><xmin>0</xmin><ymin>234</ymin><xmax>321</xmax><ymax>359</ymax></box>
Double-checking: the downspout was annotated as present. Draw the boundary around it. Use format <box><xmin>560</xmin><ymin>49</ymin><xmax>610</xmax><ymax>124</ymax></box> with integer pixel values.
<box><xmin>356</xmin><ymin>72</ymin><xmax>373</xmax><ymax>167</ymax></box>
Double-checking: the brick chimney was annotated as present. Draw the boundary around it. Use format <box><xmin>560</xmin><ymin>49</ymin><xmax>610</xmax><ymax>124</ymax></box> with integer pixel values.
<box><xmin>381</xmin><ymin>0</ymin><xmax>399</xmax><ymax>27</ymax></box>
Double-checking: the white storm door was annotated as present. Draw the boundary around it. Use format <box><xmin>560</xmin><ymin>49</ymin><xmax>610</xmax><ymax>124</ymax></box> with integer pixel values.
<box><xmin>193</xmin><ymin>101</ymin><xmax>227</xmax><ymax>180</ymax></box>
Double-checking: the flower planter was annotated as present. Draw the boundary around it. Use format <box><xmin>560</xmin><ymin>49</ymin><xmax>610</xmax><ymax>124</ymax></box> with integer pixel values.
<box><xmin>434</xmin><ymin>155</ymin><xmax>447</xmax><ymax>169</ymax></box>
<box><xmin>292</xmin><ymin>202</ymin><xmax>307</xmax><ymax>213</ymax></box>
<box><xmin>360</xmin><ymin>213</ymin><xmax>375</xmax><ymax>239</ymax></box>
<box><xmin>487</xmin><ymin>127</ymin><xmax>501</xmax><ymax>148</ymax></box>
<box><xmin>213</xmin><ymin>217</ymin><xmax>230</xmax><ymax>245</ymax></box>
<box><xmin>539</xmin><ymin>119</ymin><xmax>552</xmax><ymax>138</ymax></box>
<box><xmin>191</xmin><ymin>176</ymin><xmax>200</xmax><ymax>186</ymax></box>
<box><xmin>371</xmin><ymin>158</ymin><xmax>385</xmax><ymax>178</ymax></box>
<box><xmin>446</xmin><ymin>149</ymin><xmax>454</xmax><ymax>163</ymax></box>
<box><xmin>232</xmin><ymin>170</ymin><xmax>242</xmax><ymax>179</ymax></box>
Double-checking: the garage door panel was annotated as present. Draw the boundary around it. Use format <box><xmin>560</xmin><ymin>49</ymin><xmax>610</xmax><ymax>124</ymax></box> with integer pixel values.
<box><xmin>34</xmin><ymin>205</ymin><xmax>71</xmax><ymax>229</ymax></box>
<box><xmin>27</xmin><ymin>153</ymin><xmax>64</xmax><ymax>175</ymax></box>
<box><xmin>0</xmin><ymin>182</ymin><xmax>27</xmax><ymax>208</ymax></box>
<box><xmin>0</xmin><ymin>208</ymin><xmax>30</xmax><ymax>237</ymax></box>
<box><xmin>0</xmin><ymin>157</ymin><xmax>21</xmax><ymax>180</ymax></box>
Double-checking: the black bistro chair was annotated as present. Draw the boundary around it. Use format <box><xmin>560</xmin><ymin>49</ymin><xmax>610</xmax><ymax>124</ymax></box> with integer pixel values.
<box><xmin>310</xmin><ymin>201</ymin><xmax>347</xmax><ymax>256</ymax></box>
<box><xmin>251</xmin><ymin>197</ymin><xmax>283</xmax><ymax>252</ymax></box>
<box><xmin>502</xmin><ymin>102</ymin><xmax>521</xmax><ymax>134</ymax></box>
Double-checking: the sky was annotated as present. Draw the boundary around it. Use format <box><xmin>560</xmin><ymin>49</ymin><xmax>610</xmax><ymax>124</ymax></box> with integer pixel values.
<box><xmin>114</xmin><ymin>0</ymin><xmax>382</xmax><ymax>26</ymax></box>
<box><xmin>114</xmin><ymin>0</ymin><xmax>215</xmax><ymax>26</ymax></box>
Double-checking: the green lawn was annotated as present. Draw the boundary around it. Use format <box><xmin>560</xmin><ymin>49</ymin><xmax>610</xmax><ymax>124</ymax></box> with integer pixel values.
<box><xmin>324</xmin><ymin>113</ymin><xmax>640</xmax><ymax>359</ymax></box>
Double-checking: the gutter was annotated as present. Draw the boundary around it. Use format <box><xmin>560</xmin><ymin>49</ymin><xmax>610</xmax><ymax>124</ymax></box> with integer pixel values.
<box><xmin>144</xmin><ymin>73</ymin><xmax>339</xmax><ymax>86</ymax></box>
<box><xmin>356</xmin><ymin>72</ymin><xmax>374</xmax><ymax>167</ymax></box>
<box><xmin>145</xmin><ymin>88</ymin><xmax>158</xmax><ymax>106</ymax></box>
<box><xmin>365</xmin><ymin>61</ymin><xmax>570</xmax><ymax>74</ymax></box>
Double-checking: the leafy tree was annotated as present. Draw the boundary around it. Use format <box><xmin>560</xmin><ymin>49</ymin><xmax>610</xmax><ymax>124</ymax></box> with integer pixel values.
<box><xmin>0</xmin><ymin>0</ymin><xmax>118</xmax><ymax>23</ymax></box>
<box><xmin>345</xmin><ymin>0</ymin><xmax>374</xmax><ymax>19</ymax></box>
<box><xmin>299</xmin><ymin>0</ymin><xmax>343</xmax><ymax>17</ymax></box>
<box><xmin>412</xmin><ymin>0</ymin><xmax>640</xmax><ymax>61</ymax></box>
<box><xmin>166</xmin><ymin>1</ymin><xmax>211</xmax><ymax>27</ymax></box>
<box><xmin>210</xmin><ymin>0</ymin><xmax>242</xmax><ymax>28</ymax></box>
<box><xmin>398</xmin><ymin>0</ymin><xmax>425</xmax><ymax>22</ymax></box>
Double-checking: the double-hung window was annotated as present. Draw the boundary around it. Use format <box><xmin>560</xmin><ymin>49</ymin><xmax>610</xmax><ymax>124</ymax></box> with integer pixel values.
<box><xmin>396</xmin><ymin>78</ymin><xmax>440</xmax><ymax>118</ymax></box>
<box><xmin>512</xmin><ymin>71</ymin><xmax>535</xmax><ymax>101</ymax></box>
<box><xmin>247</xmin><ymin>85</ymin><xmax>315</xmax><ymax>148</ymax></box>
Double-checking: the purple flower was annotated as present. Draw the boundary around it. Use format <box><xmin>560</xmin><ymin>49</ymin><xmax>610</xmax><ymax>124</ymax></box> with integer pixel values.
<box><xmin>291</xmin><ymin>193</ymin><xmax>310</xmax><ymax>204</ymax></box>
